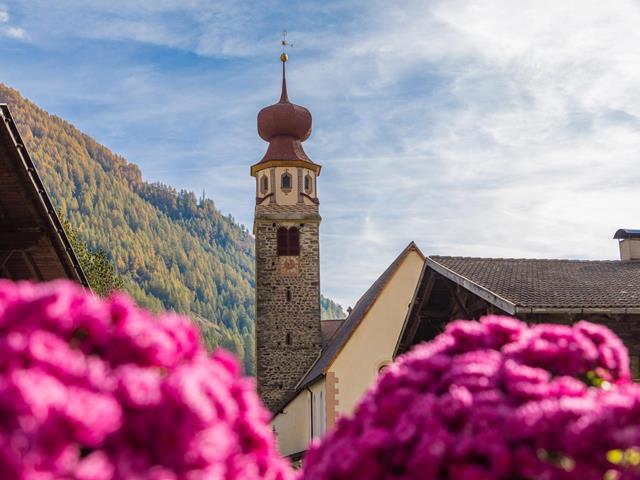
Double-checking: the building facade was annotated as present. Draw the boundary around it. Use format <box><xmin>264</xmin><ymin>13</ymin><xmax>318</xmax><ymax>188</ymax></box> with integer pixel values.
<box><xmin>252</xmin><ymin>55</ymin><xmax>323</xmax><ymax>412</ymax></box>
<box><xmin>270</xmin><ymin>231</ymin><xmax>640</xmax><ymax>461</ymax></box>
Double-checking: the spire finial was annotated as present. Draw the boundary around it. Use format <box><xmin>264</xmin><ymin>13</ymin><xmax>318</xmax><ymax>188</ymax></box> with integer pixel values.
<box><xmin>279</xmin><ymin>30</ymin><xmax>291</xmax><ymax>103</ymax></box>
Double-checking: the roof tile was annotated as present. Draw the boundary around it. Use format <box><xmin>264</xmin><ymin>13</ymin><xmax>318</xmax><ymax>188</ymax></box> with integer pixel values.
<box><xmin>430</xmin><ymin>256</ymin><xmax>640</xmax><ymax>309</ymax></box>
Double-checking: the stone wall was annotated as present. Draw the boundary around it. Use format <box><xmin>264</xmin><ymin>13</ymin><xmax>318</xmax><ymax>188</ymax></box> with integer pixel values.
<box><xmin>255</xmin><ymin>214</ymin><xmax>322</xmax><ymax>412</ymax></box>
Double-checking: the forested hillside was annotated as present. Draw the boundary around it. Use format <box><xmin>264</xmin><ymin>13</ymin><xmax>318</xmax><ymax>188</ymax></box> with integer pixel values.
<box><xmin>0</xmin><ymin>84</ymin><xmax>345</xmax><ymax>374</ymax></box>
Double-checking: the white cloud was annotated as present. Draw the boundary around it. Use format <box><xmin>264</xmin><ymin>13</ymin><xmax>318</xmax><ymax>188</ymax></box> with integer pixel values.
<box><xmin>4</xmin><ymin>0</ymin><xmax>639</xmax><ymax>307</ymax></box>
<box><xmin>4</xmin><ymin>26</ymin><xmax>24</xmax><ymax>38</ymax></box>
<box><xmin>291</xmin><ymin>0</ymin><xmax>640</xmax><ymax>306</ymax></box>
<box><xmin>0</xmin><ymin>4</ymin><xmax>27</xmax><ymax>39</ymax></box>
<box><xmin>4</xmin><ymin>0</ymin><xmax>272</xmax><ymax>55</ymax></box>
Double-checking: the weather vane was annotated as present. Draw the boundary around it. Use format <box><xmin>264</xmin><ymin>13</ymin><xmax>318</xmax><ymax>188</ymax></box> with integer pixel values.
<box><xmin>280</xmin><ymin>30</ymin><xmax>292</xmax><ymax>62</ymax></box>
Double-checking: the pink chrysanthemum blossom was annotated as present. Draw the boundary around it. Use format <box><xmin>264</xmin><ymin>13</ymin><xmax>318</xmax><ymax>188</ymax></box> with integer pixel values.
<box><xmin>0</xmin><ymin>280</ymin><xmax>293</xmax><ymax>480</ymax></box>
<box><xmin>302</xmin><ymin>316</ymin><xmax>640</xmax><ymax>480</ymax></box>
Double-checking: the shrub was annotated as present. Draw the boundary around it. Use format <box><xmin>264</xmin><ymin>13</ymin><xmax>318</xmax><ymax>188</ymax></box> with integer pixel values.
<box><xmin>302</xmin><ymin>316</ymin><xmax>640</xmax><ymax>480</ymax></box>
<box><xmin>0</xmin><ymin>280</ymin><xmax>292</xmax><ymax>480</ymax></box>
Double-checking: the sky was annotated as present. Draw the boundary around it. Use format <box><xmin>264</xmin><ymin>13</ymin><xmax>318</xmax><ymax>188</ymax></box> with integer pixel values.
<box><xmin>0</xmin><ymin>0</ymin><xmax>639</xmax><ymax>308</ymax></box>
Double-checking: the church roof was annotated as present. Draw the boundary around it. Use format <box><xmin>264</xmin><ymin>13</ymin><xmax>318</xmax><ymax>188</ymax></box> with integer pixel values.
<box><xmin>251</xmin><ymin>56</ymin><xmax>320</xmax><ymax>176</ymax></box>
<box><xmin>0</xmin><ymin>104</ymin><xmax>87</xmax><ymax>285</ymax></box>
<box><xmin>295</xmin><ymin>242</ymin><xmax>423</xmax><ymax>392</ymax></box>
<box><xmin>427</xmin><ymin>256</ymin><xmax>640</xmax><ymax>314</ymax></box>
<box><xmin>320</xmin><ymin>319</ymin><xmax>345</xmax><ymax>349</ymax></box>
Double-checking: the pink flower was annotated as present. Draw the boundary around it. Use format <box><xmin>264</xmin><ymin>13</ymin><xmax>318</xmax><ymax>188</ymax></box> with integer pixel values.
<box><xmin>302</xmin><ymin>316</ymin><xmax>640</xmax><ymax>480</ymax></box>
<box><xmin>0</xmin><ymin>280</ymin><xmax>292</xmax><ymax>480</ymax></box>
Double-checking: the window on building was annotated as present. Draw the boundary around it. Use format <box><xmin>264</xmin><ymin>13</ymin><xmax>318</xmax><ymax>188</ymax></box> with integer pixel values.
<box><xmin>286</xmin><ymin>332</ymin><xmax>292</xmax><ymax>345</ymax></box>
<box><xmin>311</xmin><ymin>389</ymin><xmax>326</xmax><ymax>438</ymax></box>
<box><xmin>281</xmin><ymin>172</ymin><xmax>292</xmax><ymax>190</ymax></box>
<box><xmin>288</xmin><ymin>227</ymin><xmax>300</xmax><ymax>256</ymax></box>
<box><xmin>277</xmin><ymin>226</ymin><xmax>300</xmax><ymax>256</ymax></box>
<box><xmin>304</xmin><ymin>174</ymin><xmax>312</xmax><ymax>193</ymax></box>
<box><xmin>286</xmin><ymin>287</ymin><xmax>292</xmax><ymax>302</ymax></box>
<box><xmin>632</xmin><ymin>355</ymin><xmax>640</xmax><ymax>382</ymax></box>
<box><xmin>277</xmin><ymin>227</ymin><xmax>288</xmax><ymax>256</ymax></box>
<box><xmin>319</xmin><ymin>390</ymin><xmax>325</xmax><ymax>435</ymax></box>
<box><xmin>261</xmin><ymin>175</ymin><xmax>269</xmax><ymax>193</ymax></box>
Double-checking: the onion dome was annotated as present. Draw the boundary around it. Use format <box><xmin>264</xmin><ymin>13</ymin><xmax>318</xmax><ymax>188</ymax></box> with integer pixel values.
<box><xmin>253</xmin><ymin>54</ymin><xmax>319</xmax><ymax>171</ymax></box>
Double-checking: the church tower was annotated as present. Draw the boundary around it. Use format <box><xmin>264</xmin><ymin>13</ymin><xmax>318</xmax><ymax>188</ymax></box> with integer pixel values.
<box><xmin>252</xmin><ymin>53</ymin><xmax>322</xmax><ymax>412</ymax></box>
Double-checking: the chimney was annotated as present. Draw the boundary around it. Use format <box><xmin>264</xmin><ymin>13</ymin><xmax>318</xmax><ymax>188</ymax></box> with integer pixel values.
<box><xmin>613</xmin><ymin>229</ymin><xmax>640</xmax><ymax>261</ymax></box>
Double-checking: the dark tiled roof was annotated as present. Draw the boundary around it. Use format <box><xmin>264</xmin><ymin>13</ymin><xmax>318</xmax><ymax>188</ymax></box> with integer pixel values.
<box><xmin>320</xmin><ymin>319</ymin><xmax>345</xmax><ymax>348</ymax></box>
<box><xmin>614</xmin><ymin>229</ymin><xmax>640</xmax><ymax>239</ymax></box>
<box><xmin>0</xmin><ymin>105</ymin><xmax>87</xmax><ymax>286</ymax></box>
<box><xmin>296</xmin><ymin>242</ymin><xmax>423</xmax><ymax>390</ymax></box>
<box><xmin>429</xmin><ymin>256</ymin><xmax>640</xmax><ymax>310</ymax></box>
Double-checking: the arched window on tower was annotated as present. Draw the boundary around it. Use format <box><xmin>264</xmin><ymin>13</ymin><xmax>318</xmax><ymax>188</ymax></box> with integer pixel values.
<box><xmin>304</xmin><ymin>174</ymin><xmax>312</xmax><ymax>193</ymax></box>
<box><xmin>288</xmin><ymin>227</ymin><xmax>300</xmax><ymax>256</ymax></box>
<box><xmin>277</xmin><ymin>227</ymin><xmax>288</xmax><ymax>256</ymax></box>
<box><xmin>281</xmin><ymin>172</ymin><xmax>292</xmax><ymax>190</ymax></box>
<box><xmin>261</xmin><ymin>175</ymin><xmax>269</xmax><ymax>193</ymax></box>
<box><xmin>276</xmin><ymin>226</ymin><xmax>300</xmax><ymax>256</ymax></box>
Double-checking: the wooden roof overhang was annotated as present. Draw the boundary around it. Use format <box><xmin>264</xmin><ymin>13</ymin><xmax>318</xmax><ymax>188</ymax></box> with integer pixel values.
<box><xmin>394</xmin><ymin>259</ymin><xmax>513</xmax><ymax>356</ymax></box>
<box><xmin>0</xmin><ymin>104</ymin><xmax>88</xmax><ymax>285</ymax></box>
<box><xmin>395</xmin><ymin>265</ymin><xmax>452</xmax><ymax>357</ymax></box>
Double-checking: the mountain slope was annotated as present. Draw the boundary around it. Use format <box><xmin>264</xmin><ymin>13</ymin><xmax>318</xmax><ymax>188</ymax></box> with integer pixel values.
<box><xmin>0</xmin><ymin>84</ymin><xmax>345</xmax><ymax>374</ymax></box>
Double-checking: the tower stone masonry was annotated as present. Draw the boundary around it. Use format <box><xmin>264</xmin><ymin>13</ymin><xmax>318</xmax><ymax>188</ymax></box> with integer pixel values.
<box><xmin>252</xmin><ymin>55</ymin><xmax>323</xmax><ymax>412</ymax></box>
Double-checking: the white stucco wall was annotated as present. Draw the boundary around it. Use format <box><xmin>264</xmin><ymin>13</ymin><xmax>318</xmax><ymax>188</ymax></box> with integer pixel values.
<box><xmin>328</xmin><ymin>249</ymin><xmax>424</xmax><ymax>419</ymax></box>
